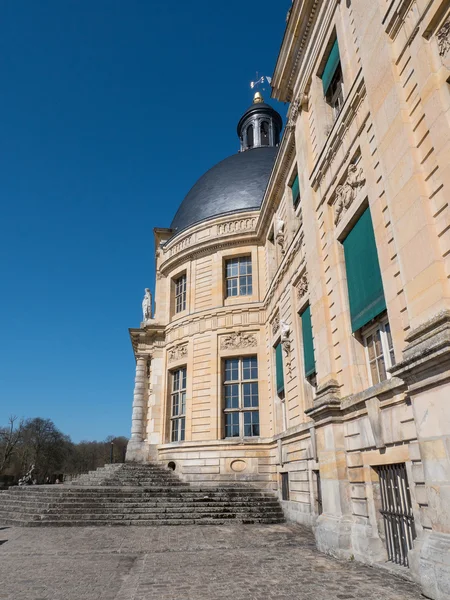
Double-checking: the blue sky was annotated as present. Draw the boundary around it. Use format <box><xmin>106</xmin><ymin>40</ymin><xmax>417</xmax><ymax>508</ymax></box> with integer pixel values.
<box><xmin>0</xmin><ymin>0</ymin><xmax>290</xmax><ymax>442</ymax></box>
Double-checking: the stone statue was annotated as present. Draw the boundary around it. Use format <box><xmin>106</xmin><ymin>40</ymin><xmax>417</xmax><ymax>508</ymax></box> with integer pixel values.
<box><xmin>142</xmin><ymin>288</ymin><xmax>153</xmax><ymax>322</ymax></box>
<box><xmin>18</xmin><ymin>464</ymin><xmax>35</xmax><ymax>486</ymax></box>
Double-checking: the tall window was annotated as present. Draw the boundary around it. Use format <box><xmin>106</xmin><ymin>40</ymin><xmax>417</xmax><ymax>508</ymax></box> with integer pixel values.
<box><xmin>170</xmin><ymin>368</ymin><xmax>186</xmax><ymax>442</ymax></box>
<box><xmin>342</xmin><ymin>207</ymin><xmax>386</xmax><ymax>333</ymax></box>
<box><xmin>246</xmin><ymin>124</ymin><xmax>254</xmax><ymax>148</ymax></box>
<box><xmin>290</xmin><ymin>173</ymin><xmax>300</xmax><ymax>207</ymax></box>
<box><xmin>225</xmin><ymin>256</ymin><xmax>252</xmax><ymax>297</ymax></box>
<box><xmin>363</xmin><ymin>316</ymin><xmax>395</xmax><ymax>385</ymax></box>
<box><xmin>300</xmin><ymin>305</ymin><xmax>316</xmax><ymax>379</ymax></box>
<box><xmin>275</xmin><ymin>342</ymin><xmax>284</xmax><ymax>396</ymax></box>
<box><xmin>260</xmin><ymin>121</ymin><xmax>270</xmax><ymax>146</ymax></box>
<box><xmin>223</xmin><ymin>357</ymin><xmax>259</xmax><ymax>438</ymax></box>
<box><xmin>174</xmin><ymin>274</ymin><xmax>186</xmax><ymax>313</ymax></box>
<box><xmin>322</xmin><ymin>38</ymin><xmax>344</xmax><ymax>119</ymax></box>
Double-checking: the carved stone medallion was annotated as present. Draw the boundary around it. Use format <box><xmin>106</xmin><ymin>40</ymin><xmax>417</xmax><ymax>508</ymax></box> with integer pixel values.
<box><xmin>297</xmin><ymin>274</ymin><xmax>308</xmax><ymax>300</ymax></box>
<box><xmin>437</xmin><ymin>17</ymin><xmax>450</xmax><ymax>58</ymax></box>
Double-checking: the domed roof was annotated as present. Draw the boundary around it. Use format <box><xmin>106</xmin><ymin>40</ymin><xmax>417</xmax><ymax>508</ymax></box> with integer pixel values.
<box><xmin>170</xmin><ymin>146</ymin><xmax>278</xmax><ymax>232</ymax></box>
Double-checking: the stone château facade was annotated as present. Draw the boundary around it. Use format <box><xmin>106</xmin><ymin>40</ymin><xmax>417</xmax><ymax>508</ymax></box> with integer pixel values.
<box><xmin>126</xmin><ymin>1</ymin><xmax>450</xmax><ymax>598</ymax></box>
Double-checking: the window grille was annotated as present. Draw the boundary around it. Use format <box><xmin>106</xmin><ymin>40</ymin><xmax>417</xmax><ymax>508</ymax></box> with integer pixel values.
<box><xmin>225</xmin><ymin>257</ymin><xmax>252</xmax><ymax>297</ymax></box>
<box><xmin>174</xmin><ymin>274</ymin><xmax>186</xmax><ymax>313</ymax></box>
<box><xmin>281</xmin><ymin>472</ymin><xmax>289</xmax><ymax>501</ymax></box>
<box><xmin>377</xmin><ymin>463</ymin><xmax>416</xmax><ymax>567</ymax></box>
<box><xmin>223</xmin><ymin>356</ymin><xmax>259</xmax><ymax>437</ymax></box>
<box><xmin>170</xmin><ymin>368</ymin><xmax>186</xmax><ymax>442</ymax></box>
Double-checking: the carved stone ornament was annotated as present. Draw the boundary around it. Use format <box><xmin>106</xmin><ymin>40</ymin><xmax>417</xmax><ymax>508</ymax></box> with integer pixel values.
<box><xmin>271</xmin><ymin>312</ymin><xmax>280</xmax><ymax>336</ymax></box>
<box><xmin>297</xmin><ymin>274</ymin><xmax>308</xmax><ymax>300</ymax></box>
<box><xmin>168</xmin><ymin>344</ymin><xmax>188</xmax><ymax>363</ymax></box>
<box><xmin>280</xmin><ymin>320</ymin><xmax>292</xmax><ymax>377</ymax></box>
<box><xmin>334</xmin><ymin>163</ymin><xmax>366</xmax><ymax>226</ymax></box>
<box><xmin>274</xmin><ymin>216</ymin><xmax>286</xmax><ymax>254</ymax></box>
<box><xmin>220</xmin><ymin>332</ymin><xmax>257</xmax><ymax>350</ymax></box>
<box><xmin>437</xmin><ymin>17</ymin><xmax>450</xmax><ymax>57</ymax></box>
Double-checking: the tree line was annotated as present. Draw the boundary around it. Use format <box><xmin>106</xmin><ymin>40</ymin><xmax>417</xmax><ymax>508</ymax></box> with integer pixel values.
<box><xmin>0</xmin><ymin>415</ymin><xmax>128</xmax><ymax>483</ymax></box>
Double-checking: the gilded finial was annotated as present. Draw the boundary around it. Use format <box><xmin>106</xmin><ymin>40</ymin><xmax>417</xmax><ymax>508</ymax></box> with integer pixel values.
<box><xmin>253</xmin><ymin>91</ymin><xmax>264</xmax><ymax>104</ymax></box>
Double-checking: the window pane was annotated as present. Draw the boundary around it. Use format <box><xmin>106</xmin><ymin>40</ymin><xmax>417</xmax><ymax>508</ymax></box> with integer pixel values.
<box><xmin>227</xmin><ymin>278</ymin><xmax>238</xmax><ymax>297</ymax></box>
<box><xmin>239</xmin><ymin>258</ymin><xmax>251</xmax><ymax>275</ymax></box>
<box><xmin>243</xmin><ymin>382</ymin><xmax>259</xmax><ymax>407</ymax></box>
<box><xmin>374</xmin><ymin>330</ymin><xmax>383</xmax><ymax>359</ymax></box>
<box><xmin>172</xmin><ymin>393</ymin><xmax>179</xmax><ymax>416</ymax></box>
<box><xmin>225</xmin><ymin>412</ymin><xmax>240</xmax><ymax>437</ymax></box>
<box><xmin>243</xmin><ymin>411</ymin><xmax>259</xmax><ymax>437</ymax></box>
<box><xmin>182</xmin><ymin>368</ymin><xmax>187</xmax><ymax>389</ymax></box>
<box><xmin>173</xmin><ymin>371</ymin><xmax>179</xmax><ymax>391</ymax></box>
<box><xmin>224</xmin><ymin>384</ymin><xmax>239</xmax><ymax>409</ymax></box>
<box><xmin>171</xmin><ymin>420</ymin><xmax>178</xmax><ymax>442</ymax></box>
<box><xmin>225</xmin><ymin>359</ymin><xmax>239</xmax><ymax>381</ymax></box>
<box><xmin>180</xmin><ymin>417</ymin><xmax>185</xmax><ymax>442</ymax></box>
<box><xmin>226</xmin><ymin>259</ymin><xmax>238</xmax><ymax>277</ymax></box>
<box><xmin>180</xmin><ymin>391</ymin><xmax>186</xmax><ymax>414</ymax></box>
<box><xmin>377</xmin><ymin>355</ymin><xmax>387</xmax><ymax>382</ymax></box>
<box><xmin>242</xmin><ymin>356</ymin><xmax>258</xmax><ymax>380</ymax></box>
<box><xmin>366</xmin><ymin>335</ymin><xmax>375</xmax><ymax>361</ymax></box>
<box><xmin>370</xmin><ymin>360</ymin><xmax>379</xmax><ymax>385</ymax></box>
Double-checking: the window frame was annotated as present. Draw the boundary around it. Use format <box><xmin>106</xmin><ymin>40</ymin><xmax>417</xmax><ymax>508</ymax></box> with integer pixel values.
<box><xmin>174</xmin><ymin>273</ymin><xmax>187</xmax><ymax>313</ymax></box>
<box><xmin>224</xmin><ymin>256</ymin><xmax>253</xmax><ymax>298</ymax></box>
<box><xmin>170</xmin><ymin>367</ymin><xmax>187</xmax><ymax>442</ymax></box>
<box><xmin>362</xmin><ymin>316</ymin><xmax>395</xmax><ymax>386</ymax></box>
<box><xmin>326</xmin><ymin>63</ymin><xmax>344</xmax><ymax>120</ymax></box>
<box><xmin>223</xmin><ymin>356</ymin><xmax>260</xmax><ymax>439</ymax></box>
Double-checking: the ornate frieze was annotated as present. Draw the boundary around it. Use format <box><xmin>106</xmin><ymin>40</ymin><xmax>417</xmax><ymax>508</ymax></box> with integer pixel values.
<box><xmin>437</xmin><ymin>17</ymin><xmax>450</xmax><ymax>57</ymax></box>
<box><xmin>218</xmin><ymin>218</ymin><xmax>256</xmax><ymax>235</ymax></box>
<box><xmin>168</xmin><ymin>344</ymin><xmax>188</xmax><ymax>363</ymax></box>
<box><xmin>220</xmin><ymin>332</ymin><xmax>257</xmax><ymax>350</ymax></box>
<box><xmin>297</xmin><ymin>274</ymin><xmax>308</xmax><ymax>300</ymax></box>
<box><xmin>168</xmin><ymin>236</ymin><xmax>192</xmax><ymax>257</ymax></box>
<box><xmin>334</xmin><ymin>163</ymin><xmax>366</xmax><ymax>226</ymax></box>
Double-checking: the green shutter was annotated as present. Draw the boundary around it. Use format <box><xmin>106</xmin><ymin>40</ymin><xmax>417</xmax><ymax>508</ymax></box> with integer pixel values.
<box><xmin>291</xmin><ymin>174</ymin><xmax>300</xmax><ymax>205</ymax></box>
<box><xmin>322</xmin><ymin>38</ymin><xmax>340</xmax><ymax>95</ymax></box>
<box><xmin>275</xmin><ymin>342</ymin><xmax>284</xmax><ymax>395</ymax></box>
<box><xmin>301</xmin><ymin>306</ymin><xmax>316</xmax><ymax>377</ymax></box>
<box><xmin>343</xmin><ymin>207</ymin><xmax>386</xmax><ymax>332</ymax></box>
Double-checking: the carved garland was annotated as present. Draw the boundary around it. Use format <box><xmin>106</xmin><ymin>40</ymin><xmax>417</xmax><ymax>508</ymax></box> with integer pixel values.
<box><xmin>168</xmin><ymin>344</ymin><xmax>188</xmax><ymax>363</ymax></box>
<box><xmin>220</xmin><ymin>332</ymin><xmax>257</xmax><ymax>350</ymax></box>
<box><xmin>334</xmin><ymin>163</ymin><xmax>366</xmax><ymax>226</ymax></box>
<box><xmin>271</xmin><ymin>312</ymin><xmax>280</xmax><ymax>336</ymax></box>
<box><xmin>297</xmin><ymin>274</ymin><xmax>308</xmax><ymax>300</ymax></box>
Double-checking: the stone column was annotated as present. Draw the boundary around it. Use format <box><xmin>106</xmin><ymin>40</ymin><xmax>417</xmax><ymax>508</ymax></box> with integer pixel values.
<box><xmin>126</xmin><ymin>354</ymin><xmax>149</xmax><ymax>463</ymax></box>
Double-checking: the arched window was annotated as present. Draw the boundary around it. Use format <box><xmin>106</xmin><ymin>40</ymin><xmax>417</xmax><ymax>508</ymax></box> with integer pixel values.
<box><xmin>260</xmin><ymin>121</ymin><xmax>270</xmax><ymax>146</ymax></box>
<box><xmin>246</xmin><ymin>124</ymin><xmax>254</xmax><ymax>148</ymax></box>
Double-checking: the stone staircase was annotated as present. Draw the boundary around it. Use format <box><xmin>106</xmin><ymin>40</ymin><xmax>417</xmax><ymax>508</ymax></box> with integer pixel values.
<box><xmin>0</xmin><ymin>462</ymin><xmax>284</xmax><ymax>527</ymax></box>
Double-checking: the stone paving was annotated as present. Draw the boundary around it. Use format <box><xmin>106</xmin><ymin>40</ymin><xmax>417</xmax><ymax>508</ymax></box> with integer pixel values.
<box><xmin>0</xmin><ymin>523</ymin><xmax>423</xmax><ymax>600</ymax></box>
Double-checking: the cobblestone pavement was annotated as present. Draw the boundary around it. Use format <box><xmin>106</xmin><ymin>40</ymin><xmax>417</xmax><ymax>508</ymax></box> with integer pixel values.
<box><xmin>0</xmin><ymin>523</ymin><xmax>423</xmax><ymax>600</ymax></box>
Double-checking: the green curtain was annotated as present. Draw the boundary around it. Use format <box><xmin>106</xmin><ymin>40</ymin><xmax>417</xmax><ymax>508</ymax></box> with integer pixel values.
<box><xmin>322</xmin><ymin>38</ymin><xmax>340</xmax><ymax>95</ymax></box>
<box><xmin>275</xmin><ymin>342</ymin><xmax>284</xmax><ymax>395</ymax></box>
<box><xmin>343</xmin><ymin>207</ymin><xmax>386</xmax><ymax>332</ymax></box>
<box><xmin>301</xmin><ymin>306</ymin><xmax>316</xmax><ymax>377</ymax></box>
<box><xmin>291</xmin><ymin>174</ymin><xmax>300</xmax><ymax>205</ymax></box>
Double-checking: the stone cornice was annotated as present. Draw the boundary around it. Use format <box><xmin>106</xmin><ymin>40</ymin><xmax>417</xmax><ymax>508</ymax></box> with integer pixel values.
<box><xmin>129</xmin><ymin>326</ymin><xmax>166</xmax><ymax>355</ymax></box>
<box><xmin>272</xmin><ymin>0</ymin><xmax>323</xmax><ymax>103</ymax></box>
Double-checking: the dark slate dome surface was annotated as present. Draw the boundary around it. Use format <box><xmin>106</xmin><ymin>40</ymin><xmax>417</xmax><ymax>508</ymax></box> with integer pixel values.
<box><xmin>170</xmin><ymin>146</ymin><xmax>278</xmax><ymax>233</ymax></box>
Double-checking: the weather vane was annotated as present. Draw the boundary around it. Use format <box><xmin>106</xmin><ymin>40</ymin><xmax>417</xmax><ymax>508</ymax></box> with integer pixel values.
<box><xmin>250</xmin><ymin>72</ymin><xmax>272</xmax><ymax>91</ymax></box>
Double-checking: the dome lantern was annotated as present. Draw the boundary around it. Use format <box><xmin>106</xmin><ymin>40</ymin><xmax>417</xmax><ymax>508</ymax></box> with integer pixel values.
<box><xmin>237</xmin><ymin>92</ymin><xmax>282</xmax><ymax>152</ymax></box>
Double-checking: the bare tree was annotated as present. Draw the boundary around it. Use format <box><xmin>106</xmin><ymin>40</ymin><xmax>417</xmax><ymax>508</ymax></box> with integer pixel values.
<box><xmin>0</xmin><ymin>415</ymin><xmax>24</xmax><ymax>473</ymax></box>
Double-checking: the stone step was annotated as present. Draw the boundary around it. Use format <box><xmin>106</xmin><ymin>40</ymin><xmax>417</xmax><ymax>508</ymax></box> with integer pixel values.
<box><xmin>0</xmin><ymin>460</ymin><xmax>284</xmax><ymax>527</ymax></box>
<box><xmin>0</xmin><ymin>516</ymin><xmax>283</xmax><ymax>527</ymax></box>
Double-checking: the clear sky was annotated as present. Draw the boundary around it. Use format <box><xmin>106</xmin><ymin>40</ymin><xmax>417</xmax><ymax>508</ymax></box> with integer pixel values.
<box><xmin>0</xmin><ymin>0</ymin><xmax>290</xmax><ymax>442</ymax></box>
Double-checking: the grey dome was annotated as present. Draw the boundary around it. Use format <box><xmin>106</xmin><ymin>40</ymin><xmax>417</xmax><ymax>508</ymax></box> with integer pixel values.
<box><xmin>170</xmin><ymin>146</ymin><xmax>278</xmax><ymax>232</ymax></box>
